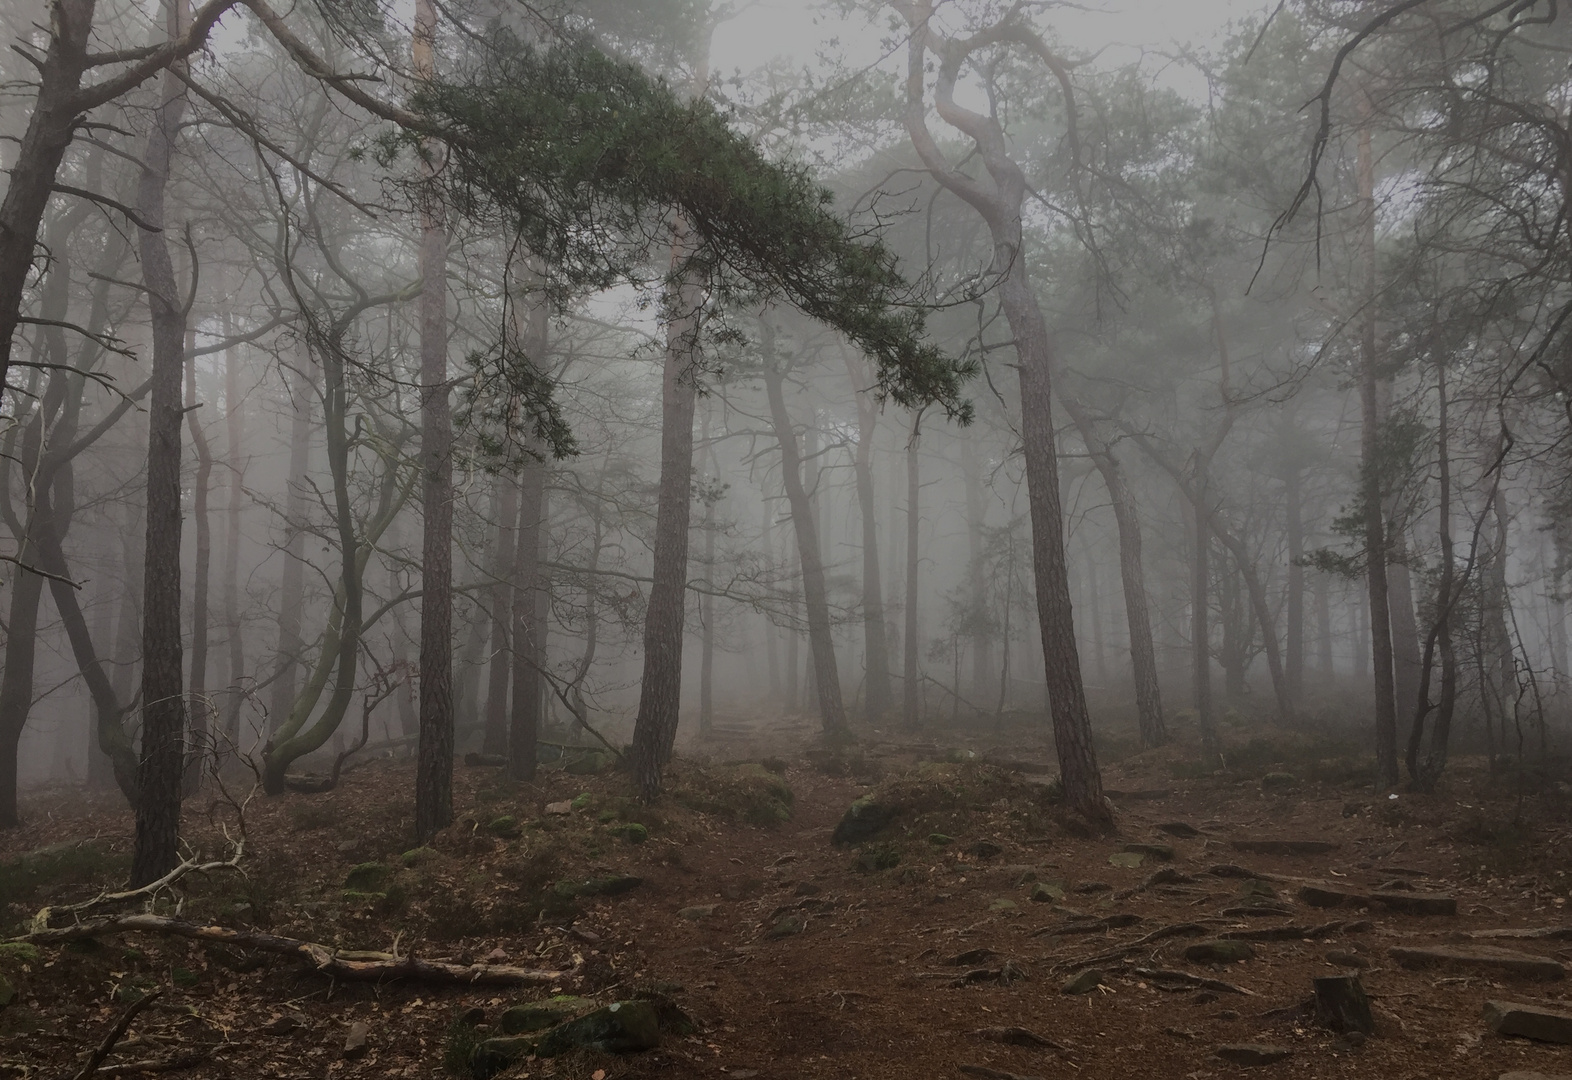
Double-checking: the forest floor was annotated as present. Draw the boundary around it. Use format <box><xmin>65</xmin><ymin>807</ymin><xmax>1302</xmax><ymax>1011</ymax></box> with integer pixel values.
<box><xmin>3</xmin><ymin>718</ymin><xmax>1572</xmax><ymax>1080</ymax></box>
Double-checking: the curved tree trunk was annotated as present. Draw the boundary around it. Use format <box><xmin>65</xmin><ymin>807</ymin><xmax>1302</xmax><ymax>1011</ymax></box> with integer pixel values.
<box><xmin>764</xmin><ymin>367</ymin><xmax>848</xmax><ymax>741</ymax></box>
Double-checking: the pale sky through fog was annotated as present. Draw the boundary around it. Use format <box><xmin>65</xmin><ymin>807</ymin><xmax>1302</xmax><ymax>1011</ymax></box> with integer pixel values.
<box><xmin>712</xmin><ymin>0</ymin><xmax>1276</xmax><ymax>99</ymax></box>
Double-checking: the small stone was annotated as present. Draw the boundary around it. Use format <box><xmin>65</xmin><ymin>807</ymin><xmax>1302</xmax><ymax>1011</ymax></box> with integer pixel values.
<box><xmin>1074</xmin><ymin>881</ymin><xmax>1112</xmax><ymax>894</ymax></box>
<box><xmin>1061</xmin><ymin>969</ymin><xmax>1105</xmax><ymax>994</ymax></box>
<box><xmin>262</xmin><ymin>1014</ymin><xmax>302</xmax><ymax>1035</ymax></box>
<box><xmin>793</xmin><ymin>881</ymin><xmax>821</xmax><ymax>896</ymax></box>
<box><xmin>1484</xmin><ymin>1000</ymin><xmax>1572</xmax><ymax>1044</ymax></box>
<box><xmin>1218</xmin><ymin>1010</ymin><xmax>1240</xmax><ymax>1021</ymax></box>
<box><xmin>1159</xmin><ymin>822</ymin><xmax>1201</xmax><ymax>838</ymax></box>
<box><xmin>1215</xmin><ymin>1044</ymin><xmax>1293</xmax><ymax>1066</ymax></box>
<box><xmin>1109</xmin><ymin>852</ymin><xmax>1144</xmax><ymax>868</ymax></box>
<box><xmin>1030</xmin><ymin>881</ymin><xmax>1065</xmax><ymax>903</ymax></box>
<box><xmin>967</xmin><ymin>840</ymin><xmax>1004</xmax><ymax>859</ymax></box>
<box><xmin>678</xmin><ymin>904</ymin><xmax>717</xmax><ymax>921</ymax></box>
<box><xmin>1125</xmin><ymin>843</ymin><xmax>1175</xmax><ymax>861</ymax></box>
<box><xmin>343</xmin><ymin>1021</ymin><xmax>370</xmax><ymax>1059</ymax></box>
<box><xmin>336</xmin><ymin>839</ymin><xmax>360</xmax><ymax>854</ymax></box>
<box><xmin>483</xmin><ymin>947</ymin><xmax>509</xmax><ymax>963</ymax></box>
<box><xmin>1370</xmin><ymin>891</ymin><xmax>1456</xmax><ymax>916</ymax></box>
<box><xmin>1184</xmin><ymin>940</ymin><xmax>1256</xmax><ymax>964</ymax></box>
<box><xmin>766</xmin><ymin>914</ymin><xmax>806</xmax><ymax>940</ymax></box>
<box><xmin>947</xmin><ymin>948</ymin><xmax>997</xmax><ymax>966</ymax></box>
<box><xmin>545</xmin><ymin>800</ymin><xmax>572</xmax><ymax>815</ymax></box>
<box><xmin>988</xmin><ymin>897</ymin><xmax>1018</xmax><ymax>913</ymax></box>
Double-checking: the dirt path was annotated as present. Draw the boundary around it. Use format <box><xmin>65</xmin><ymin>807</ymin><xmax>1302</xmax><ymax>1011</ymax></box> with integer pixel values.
<box><xmin>3</xmin><ymin>737</ymin><xmax>1572</xmax><ymax>1080</ymax></box>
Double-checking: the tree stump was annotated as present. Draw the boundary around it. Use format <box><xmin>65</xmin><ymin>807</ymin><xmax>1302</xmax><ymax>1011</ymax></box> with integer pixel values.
<box><xmin>1314</xmin><ymin>975</ymin><xmax>1375</xmax><ymax>1035</ymax></box>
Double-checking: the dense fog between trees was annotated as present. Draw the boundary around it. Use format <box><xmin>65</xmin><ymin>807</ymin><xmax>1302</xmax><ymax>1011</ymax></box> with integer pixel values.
<box><xmin>2</xmin><ymin>0</ymin><xmax>1571</xmax><ymax>861</ymax></box>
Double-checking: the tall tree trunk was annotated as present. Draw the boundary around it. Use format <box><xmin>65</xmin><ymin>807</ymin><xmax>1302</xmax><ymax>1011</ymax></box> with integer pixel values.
<box><xmin>0</xmin><ymin>536</ymin><xmax>46</xmax><ymax>827</ymax></box>
<box><xmin>222</xmin><ymin>341</ymin><xmax>245</xmax><ymax>751</ymax></box>
<box><xmin>184</xmin><ymin>327</ymin><xmax>213</xmax><ymax>792</ymax></box>
<box><xmin>1285</xmin><ymin>464</ymin><xmax>1304</xmax><ymax>701</ymax></box>
<box><xmin>801</xmin><ymin>424</ymin><xmax>820</xmax><ymax>708</ymax></box>
<box><xmin>1191</xmin><ymin>466</ymin><xmax>1219</xmax><ymax>766</ymax></box>
<box><xmin>630</xmin><ymin>216</ymin><xmax>702</xmax><ymax>798</ymax></box>
<box><xmin>270</xmin><ymin>355</ymin><xmax>312</xmax><ymax>739</ymax></box>
<box><xmin>1084</xmin><ymin>533</ymin><xmax>1107</xmax><ymax>688</ymax></box>
<box><xmin>483</xmin><ymin>477</ymin><xmax>519</xmax><ymax>756</ymax></box>
<box><xmin>508</xmin><ymin>459</ymin><xmax>546</xmax><ymax>782</ymax></box>
<box><xmin>698</xmin><ymin>405</ymin><xmax>716</xmax><ymax>735</ymax></box>
<box><xmin>903</xmin><ymin>411</ymin><xmax>922</xmax><ymax>731</ymax></box>
<box><xmin>413</xmin><ymin>0</ymin><xmax>455</xmax><ymax>842</ymax></box>
<box><xmin>762</xmin><ymin>494</ymin><xmax>781</xmax><ymax>704</ymax></box>
<box><xmin>961</xmin><ymin>440</ymin><xmax>993</xmax><ymax>701</ymax></box>
<box><xmin>1315</xmin><ymin>570</ymin><xmax>1334</xmax><ymax>682</ymax></box>
<box><xmin>764</xmin><ymin>367</ymin><xmax>848</xmax><ymax>740</ymax></box>
<box><xmin>845</xmin><ymin>356</ymin><xmax>893</xmax><ymax>721</ymax></box>
<box><xmin>1357</xmin><ymin>117</ymin><xmax>1400</xmax><ymax>788</ymax></box>
<box><xmin>1388</xmin><ymin>553</ymin><xmax>1423</xmax><ymax>729</ymax></box>
<box><xmin>1411</xmin><ymin>356</ymin><xmax>1459</xmax><ymax>789</ymax></box>
<box><xmin>131</xmin><ymin>0</ymin><xmax>192</xmax><ymax>885</ymax></box>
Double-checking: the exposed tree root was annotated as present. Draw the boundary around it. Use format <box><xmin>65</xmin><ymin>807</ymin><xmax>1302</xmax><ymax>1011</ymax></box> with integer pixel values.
<box><xmin>17</xmin><ymin>915</ymin><xmax>568</xmax><ymax>986</ymax></box>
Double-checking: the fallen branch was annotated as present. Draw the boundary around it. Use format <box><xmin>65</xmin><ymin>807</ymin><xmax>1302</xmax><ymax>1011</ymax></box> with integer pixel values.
<box><xmin>17</xmin><ymin>915</ymin><xmax>567</xmax><ymax>986</ymax></box>
<box><xmin>73</xmin><ymin>989</ymin><xmax>163</xmax><ymax>1080</ymax></box>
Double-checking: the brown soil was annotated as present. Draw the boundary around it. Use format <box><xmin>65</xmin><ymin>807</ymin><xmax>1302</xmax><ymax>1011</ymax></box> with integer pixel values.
<box><xmin>3</xmin><ymin>729</ymin><xmax>1571</xmax><ymax>1080</ymax></box>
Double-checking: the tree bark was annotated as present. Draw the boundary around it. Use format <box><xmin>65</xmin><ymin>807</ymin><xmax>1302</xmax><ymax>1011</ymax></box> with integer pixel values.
<box><xmin>508</xmin><ymin>459</ymin><xmax>545</xmax><ymax>782</ymax></box>
<box><xmin>698</xmin><ymin>405</ymin><xmax>716</xmax><ymax>735</ymax></box>
<box><xmin>844</xmin><ymin>354</ymin><xmax>893</xmax><ymax>722</ymax></box>
<box><xmin>1357</xmin><ymin>117</ymin><xmax>1400</xmax><ymax>788</ymax></box>
<box><xmin>961</xmin><ymin>440</ymin><xmax>993</xmax><ymax>701</ymax></box>
<box><xmin>413</xmin><ymin>0</ymin><xmax>455</xmax><ymax>843</ymax></box>
<box><xmin>764</xmin><ymin>366</ymin><xmax>849</xmax><ymax>741</ymax></box>
<box><xmin>1191</xmin><ymin>463</ymin><xmax>1219</xmax><ymax>765</ymax></box>
<box><xmin>482</xmin><ymin>477</ymin><xmax>519</xmax><ymax>756</ymax></box>
<box><xmin>131</xmin><ymin>0</ymin><xmax>193</xmax><ymax>886</ymax></box>
<box><xmin>221</xmin><ymin>340</ymin><xmax>245</xmax><ymax>751</ymax></box>
<box><xmin>903</xmin><ymin>411</ymin><xmax>922</xmax><ymax>731</ymax></box>
<box><xmin>184</xmin><ymin>327</ymin><xmax>213</xmax><ymax>792</ymax></box>
<box><xmin>1285</xmin><ymin>464</ymin><xmax>1304</xmax><ymax>701</ymax></box>
<box><xmin>630</xmin><ymin>216</ymin><xmax>702</xmax><ymax>799</ymax></box>
<box><xmin>269</xmin><ymin>354</ymin><xmax>313</xmax><ymax>738</ymax></box>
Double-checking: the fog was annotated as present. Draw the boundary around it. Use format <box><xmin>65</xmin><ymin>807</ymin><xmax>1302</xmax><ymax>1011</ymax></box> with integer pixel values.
<box><xmin>2</xmin><ymin>0</ymin><xmax>1569</xmax><ymax>855</ymax></box>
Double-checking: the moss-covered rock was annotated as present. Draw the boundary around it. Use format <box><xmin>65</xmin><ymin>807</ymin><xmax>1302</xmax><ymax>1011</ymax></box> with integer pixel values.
<box><xmin>671</xmin><ymin>763</ymin><xmax>794</xmax><ymax>826</ymax></box>
<box><xmin>536</xmin><ymin>1000</ymin><xmax>660</xmax><ymax>1056</ymax></box>
<box><xmin>485</xmin><ymin>815</ymin><xmax>522</xmax><ymax>838</ymax></box>
<box><xmin>551</xmin><ymin>875</ymin><xmax>643</xmax><ymax>900</ymax></box>
<box><xmin>343</xmin><ymin>862</ymin><xmax>391</xmax><ymax>892</ymax></box>
<box><xmin>499</xmin><ymin>996</ymin><xmax>592</xmax><ymax>1034</ymax></box>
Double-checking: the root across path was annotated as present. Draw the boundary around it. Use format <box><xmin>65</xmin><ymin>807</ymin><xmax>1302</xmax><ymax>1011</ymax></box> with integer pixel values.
<box><xmin>3</xmin><ymin>734</ymin><xmax>1572</xmax><ymax>1080</ymax></box>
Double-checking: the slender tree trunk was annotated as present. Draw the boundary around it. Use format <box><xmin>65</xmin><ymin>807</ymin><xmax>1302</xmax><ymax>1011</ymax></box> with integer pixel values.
<box><xmin>1191</xmin><ymin>466</ymin><xmax>1219</xmax><ymax>766</ymax></box>
<box><xmin>413</xmin><ymin>0</ymin><xmax>455</xmax><ymax>843</ymax></box>
<box><xmin>903</xmin><ymin>411</ymin><xmax>922</xmax><ymax>731</ymax></box>
<box><xmin>1357</xmin><ymin>117</ymin><xmax>1400</xmax><ymax>788</ymax></box>
<box><xmin>508</xmin><ymin>460</ymin><xmax>545</xmax><ymax>782</ymax></box>
<box><xmin>0</xmin><ymin>543</ymin><xmax>46</xmax><ymax>827</ymax></box>
<box><xmin>184</xmin><ymin>327</ymin><xmax>213</xmax><ymax>791</ymax></box>
<box><xmin>764</xmin><ymin>367</ymin><xmax>848</xmax><ymax>740</ymax></box>
<box><xmin>630</xmin><ymin>215</ymin><xmax>703</xmax><ymax>797</ymax></box>
<box><xmin>961</xmin><ymin>440</ymin><xmax>993</xmax><ymax>701</ymax></box>
<box><xmin>1285</xmin><ymin>465</ymin><xmax>1304</xmax><ymax>701</ymax></box>
<box><xmin>801</xmin><ymin>424</ymin><xmax>820</xmax><ymax>708</ymax></box>
<box><xmin>222</xmin><ymin>341</ymin><xmax>245</xmax><ymax>750</ymax></box>
<box><xmin>1315</xmin><ymin>570</ymin><xmax>1334</xmax><ymax>683</ymax></box>
<box><xmin>131</xmin><ymin>0</ymin><xmax>192</xmax><ymax>885</ymax></box>
<box><xmin>1085</xmin><ymin>534</ymin><xmax>1107</xmax><ymax>688</ymax></box>
<box><xmin>483</xmin><ymin>477</ymin><xmax>518</xmax><ymax>756</ymax></box>
<box><xmin>762</xmin><ymin>494</ymin><xmax>781</xmax><ymax>704</ymax></box>
<box><xmin>845</xmin><ymin>358</ymin><xmax>893</xmax><ymax>721</ymax></box>
<box><xmin>1412</xmin><ymin>356</ymin><xmax>1458</xmax><ymax>789</ymax></box>
<box><xmin>1388</xmin><ymin>553</ymin><xmax>1423</xmax><ymax>728</ymax></box>
<box><xmin>270</xmin><ymin>356</ymin><xmax>312</xmax><ymax>739</ymax></box>
<box><xmin>699</xmin><ymin>406</ymin><xmax>716</xmax><ymax>735</ymax></box>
